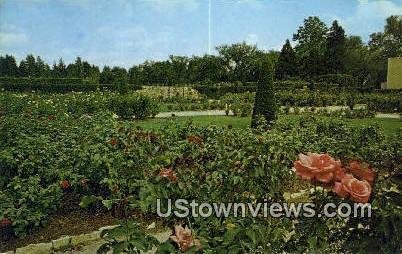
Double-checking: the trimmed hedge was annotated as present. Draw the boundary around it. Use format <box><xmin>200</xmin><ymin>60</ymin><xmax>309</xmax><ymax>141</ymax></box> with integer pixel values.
<box><xmin>0</xmin><ymin>77</ymin><xmax>141</xmax><ymax>92</ymax></box>
<box><xmin>0</xmin><ymin>77</ymin><xmax>84</xmax><ymax>85</ymax></box>
<box><xmin>193</xmin><ymin>83</ymin><xmax>256</xmax><ymax>98</ymax></box>
<box><xmin>312</xmin><ymin>74</ymin><xmax>357</xmax><ymax>89</ymax></box>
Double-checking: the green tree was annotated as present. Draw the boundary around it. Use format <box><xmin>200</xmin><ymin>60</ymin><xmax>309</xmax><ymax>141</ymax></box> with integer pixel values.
<box><xmin>35</xmin><ymin>56</ymin><xmax>50</xmax><ymax>77</ymax></box>
<box><xmin>19</xmin><ymin>54</ymin><xmax>37</xmax><ymax>77</ymax></box>
<box><xmin>0</xmin><ymin>55</ymin><xmax>19</xmax><ymax>77</ymax></box>
<box><xmin>326</xmin><ymin>20</ymin><xmax>346</xmax><ymax>73</ymax></box>
<box><xmin>169</xmin><ymin>55</ymin><xmax>189</xmax><ymax>84</ymax></box>
<box><xmin>343</xmin><ymin>36</ymin><xmax>369</xmax><ymax>86</ymax></box>
<box><xmin>367</xmin><ymin>15</ymin><xmax>402</xmax><ymax>87</ymax></box>
<box><xmin>369</xmin><ymin>15</ymin><xmax>402</xmax><ymax>58</ymax></box>
<box><xmin>216</xmin><ymin>42</ymin><xmax>258</xmax><ymax>82</ymax></box>
<box><xmin>293</xmin><ymin>16</ymin><xmax>328</xmax><ymax>77</ymax></box>
<box><xmin>100</xmin><ymin>66</ymin><xmax>113</xmax><ymax>84</ymax></box>
<box><xmin>275</xmin><ymin>39</ymin><xmax>298</xmax><ymax>80</ymax></box>
<box><xmin>54</xmin><ymin>58</ymin><xmax>67</xmax><ymax>78</ymax></box>
<box><xmin>251</xmin><ymin>57</ymin><xmax>276</xmax><ymax>128</ymax></box>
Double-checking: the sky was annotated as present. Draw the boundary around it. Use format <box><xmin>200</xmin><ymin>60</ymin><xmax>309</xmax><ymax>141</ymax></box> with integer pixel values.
<box><xmin>1</xmin><ymin>0</ymin><xmax>402</xmax><ymax>68</ymax></box>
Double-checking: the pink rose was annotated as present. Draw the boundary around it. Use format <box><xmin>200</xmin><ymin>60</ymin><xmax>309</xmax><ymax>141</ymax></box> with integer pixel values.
<box><xmin>348</xmin><ymin>161</ymin><xmax>375</xmax><ymax>184</ymax></box>
<box><xmin>170</xmin><ymin>225</ymin><xmax>201</xmax><ymax>252</ymax></box>
<box><xmin>294</xmin><ymin>153</ymin><xmax>342</xmax><ymax>183</ymax></box>
<box><xmin>158</xmin><ymin>168</ymin><xmax>177</xmax><ymax>182</ymax></box>
<box><xmin>333</xmin><ymin>174</ymin><xmax>372</xmax><ymax>203</ymax></box>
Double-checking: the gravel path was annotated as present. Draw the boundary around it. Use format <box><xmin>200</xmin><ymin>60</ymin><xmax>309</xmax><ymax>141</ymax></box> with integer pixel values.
<box><xmin>155</xmin><ymin>110</ymin><xmax>401</xmax><ymax>119</ymax></box>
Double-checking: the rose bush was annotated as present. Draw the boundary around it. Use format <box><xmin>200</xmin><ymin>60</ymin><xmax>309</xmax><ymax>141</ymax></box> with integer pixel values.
<box><xmin>0</xmin><ymin>107</ymin><xmax>400</xmax><ymax>253</ymax></box>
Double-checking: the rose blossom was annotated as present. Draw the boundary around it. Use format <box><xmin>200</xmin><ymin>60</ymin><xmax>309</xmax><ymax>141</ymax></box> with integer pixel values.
<box><xmin>170</xmin><ymin>225</ymin><xmax>201</xmax><ymax>252</ymax></box>
<box><xmin>158</xmin><ymin>168</ymin><xmax>177</xmax><ymax>182</ymax></box>
<box><xmin>348</xmin><ymin>161</ymin><xmax>375</xmax><ymax>184</ymax></box>
<box><xmin>293</xmin><ymin>153</ymin><xmax>342</xmax><ymax>183</ymax></box>
<box><xmin>333</xmin><ymin>174</ymin><xmax>372</xmax><ymax>203</ymax></box>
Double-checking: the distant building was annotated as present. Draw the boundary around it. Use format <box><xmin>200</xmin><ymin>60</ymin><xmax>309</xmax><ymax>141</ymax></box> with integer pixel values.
<box><xmin>386</xmin><ymin>57</ymin><xmax>402</xmax><ymax>89</ymax></box>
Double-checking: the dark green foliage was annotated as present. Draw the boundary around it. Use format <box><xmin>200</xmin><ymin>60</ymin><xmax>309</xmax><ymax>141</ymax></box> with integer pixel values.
<box><xmin>108</xmin><ymin>95</ymin><xmax>159</xmax><ymax>119</ymax></box>
<box><xmin>312</xmin><ymin>74</ymin><xmax>357</xmax><ymax>89</ymax></box>
<box><xmin>0</xmin><ymin>55</ymin><xmax>19</xmax><ymax>77</ymax></box>
<box><xmin>251</xmin><ymin>58</ymin><xmax>277</xmax><ymax>127</ymax></box>
<box><xmin>293</xmin><ymin>16</ymin><xmax>328</xmax><ymax>77</ymax></box>
<box><xmin>275</xmin><ymin>39</ymin><xmax>298</xmax><ymax>79</ymax></box>
<box><xmin>193</xmin><ymin>82</ymin><xmax>256</xmax><ymax>98</ymax></box>
<box><xmin>326</xmin><ymin>20</ymin><xmax>346</xmax><ymax>73</ymax></box>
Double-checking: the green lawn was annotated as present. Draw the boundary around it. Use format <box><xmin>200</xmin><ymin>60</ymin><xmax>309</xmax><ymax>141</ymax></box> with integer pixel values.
<box><xmin>134</xmin><ymin>115</ymin><xmax>401</xmax><ymax>136</ymax></box>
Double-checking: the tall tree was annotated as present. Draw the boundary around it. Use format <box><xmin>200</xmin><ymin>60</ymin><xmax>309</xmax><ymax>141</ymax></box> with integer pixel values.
<box><xmin>19</xmin><ymin>54</ymin><xmax>37</xmax><ymax>77</ymax></box>
<box><xmin>0</xmin><ymin>55</ymin><xmax>19</xmax><ymax>77</ymax></box>
<box><xmin>216</xmin><ymin>42</ymin><xmax>258</xmax><ymax>82</ymax></box>
<box><xmin>369</xmin><ymin>15</ymin><xmax>402</xmax><ymax>58</ymax></box>
<box><xmin>100</xmin><ymin>66</ymin><xmax>113</xmax><ymax>84</ymax></box>
<box><xmin>367</xmin><ymin>15</ymin><xmax>402</xmax><ymax>87</ymax></box>
<box><xmin>326</xmin><ymin>20</ymin><xmax>346</xmax><ymax>73</ymax></box>
<box><xmin>55</xmin><ymin>58</ymin><xmax>67</xmax><ymax>78</ymax></box>
<box><xmin>293</xmin><ymin>16</ymin><xmax>328</xmax><ymax>77</ymax></box>
<box><xmin>275</xmin><ymin>39</ymin><xmax>298</xmax><ymax>79</ymax></box>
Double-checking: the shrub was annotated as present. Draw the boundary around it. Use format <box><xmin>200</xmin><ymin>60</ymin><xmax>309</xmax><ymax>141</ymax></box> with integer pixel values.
<box><xmin>312</xmin><ymin>74</ymin><xmax>358</xmax><ymax>89</ymax></box>
<box><xmin>108</xmin><ymin>95</ymin><xmax>159</xmax><ymax>119</ymax></box>
<box><xmin>0</xmin><ymin>77</ymin><xmax>142</xmax><ymax>92</ymax></box>
<box><xmin>251</xmin><ymin>59</ymin><xmax>277</xmax><ymax>127</ymax></box>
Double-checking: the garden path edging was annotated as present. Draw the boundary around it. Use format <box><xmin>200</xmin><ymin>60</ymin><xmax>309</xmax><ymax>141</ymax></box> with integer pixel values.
<box><xmin>3</xmin><ymin>225</ymin><xmax>171</xmax><ymax>254</ymax></box>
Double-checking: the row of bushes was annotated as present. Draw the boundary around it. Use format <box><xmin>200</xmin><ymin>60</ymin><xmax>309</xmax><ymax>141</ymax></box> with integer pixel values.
<box><xmin>193</xmin><ymin>81</ymin><xmax>363</xmax><ymax>98</ymax></box>
<box><xmin>0</xmin><ymin>77</ymin><xmax>85</xmax><ymax>85</ymax></box>
<box><xmin>277</xmin><ymin>91</ymin><xmax>401</xmax><ymax>113</ymax></box>
<box><xmin>0</xmin><ymin>77</ymin><xmax>142</xmax><ymax>92</ymax></box>
<box><xmin>193</xmin><ymin>83</ymin><xmax>256</xmax><ymax>98</ymax></box>
<box><xmin>0</xmin><ymin>92</ymin><xmax>159</xmax><ymax>119</ymax></box>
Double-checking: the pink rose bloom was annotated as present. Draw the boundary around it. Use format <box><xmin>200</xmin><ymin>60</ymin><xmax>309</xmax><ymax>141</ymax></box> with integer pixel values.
<box><xmin>158</xmin><ymin>168</ymin><xmax>177</xmax><ymax>182</ymax></box>
<box><xmin>333</xmin><ymin>174</ymin><xmax>372</xmax><ymax>203</ymax></box>
<box><xmin>170</xmin><ymin>225</ymin><xmax>201</xmax><ymax>252</ymax></box>
<box><xmin>294</xmin><ymin>153</ymin><xmax>342</xmax><ymax>183</ymax></box>
<box><xmin>348</xmin><ymin>161</ymin><xmax>375</xmax><ymax>184</ymax></box>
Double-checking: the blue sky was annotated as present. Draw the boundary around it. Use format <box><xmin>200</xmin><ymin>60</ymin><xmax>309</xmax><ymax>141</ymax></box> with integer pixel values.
<box><xmin>1</xmin><ymin>0</ymin><xmax>401</xmax><ymax>68</ymax></box>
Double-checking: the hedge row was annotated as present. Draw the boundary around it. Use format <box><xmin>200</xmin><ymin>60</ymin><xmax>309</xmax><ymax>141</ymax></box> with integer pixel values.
<box><xmin>0</xmin><ymin>77</ymin><xmax>84</xmax><ymax>85</ymax></box>
<box><xmin>193</xmin><ymin>79</ymin><xmax>363</xmax><ymax>98</ymax></box>
<box><xmin>0</xmin><ymin>82</ymin><xmax>141</xmax><ymax>92</ymax></box>
<box><xmin>193</xmin><ymin>83</ymin><xmax>256</xmax><ymax>98</ymax></box>
<box><xmin>277</xmin><ymin>91</ymin><xmax>401</xmax><ymax>113</ymax></box>
<box><xmin>312</xmin><ymin>74</ymin><xmax>358</xmax><ymax>89</ymax></box>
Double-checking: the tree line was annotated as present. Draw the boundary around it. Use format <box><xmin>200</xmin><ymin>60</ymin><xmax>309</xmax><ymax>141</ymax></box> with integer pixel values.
<box><xmin>0</xmin><ymin>15</ymin><xmax>400</xmax><ymax>88</ymax></box>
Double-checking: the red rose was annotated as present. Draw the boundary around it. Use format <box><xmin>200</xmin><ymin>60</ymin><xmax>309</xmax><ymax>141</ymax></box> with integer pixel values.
<box><xmin>109</xmin><ymin>138</ymin><xmax>118</xmax><ymax>146</ymax></box>
<box><xmin>187</xmin><ymin>135</ymin><xmax>204</xmax><ymax>146</ymax></box>
<box><xmin>0</xmin><ymin>218</ymin><xmax>12</xmax><ymax>228</ymax></box>
<box><xmin>159</xmin><ymin>168</ymin><xmax>177</xmax><ymax>182</ymax></box>
<box><xmin>60</xmin><ymin>180</ymin><xmax>71</xmax><ymax>190</ymax></box>
<box><xmin>294</xmin><ymin>153</ymin><xmax>342</xmax><ymax>183</ymax></box>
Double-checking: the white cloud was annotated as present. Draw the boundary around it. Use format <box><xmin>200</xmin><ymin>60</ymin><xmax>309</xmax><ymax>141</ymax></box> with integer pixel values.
<box><xmin>245</xmin><ymin>33</ymin><xmax>258</xmax><ymax>45</ymax></box>
<box><xmin>0</xmin><ymin>32</ymin><xmax>28</xmax><ymax>45</ymax></box>
<box><xmin>0</xmin><ymin>24</ymin><xmax>28</xmax><ymax>46</ymax></box>
<box><xmin>143</xmin><ymin>0</ymin><xmax>199</xmax><ymax>12</ymax></box>
<box><xmin>341</xmin><ymin>0</ymin><xmax>402</xmax><ymax>39</ymax></box>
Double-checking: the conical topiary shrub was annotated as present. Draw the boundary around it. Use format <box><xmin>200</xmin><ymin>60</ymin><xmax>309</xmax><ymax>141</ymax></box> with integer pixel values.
<box><xmin>251</xmin><ymin>57</ymin><xmax>277</xmax><ymax>128</ymax></box>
